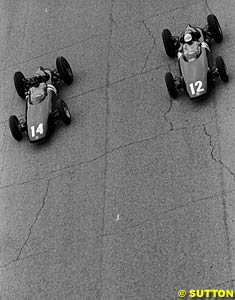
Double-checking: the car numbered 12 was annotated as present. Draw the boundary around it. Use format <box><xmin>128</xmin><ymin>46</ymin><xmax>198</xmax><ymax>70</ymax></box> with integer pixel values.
<box><xmin>162</xmin><ymin>14</ymin><xmax>229</xmax><ymax>100</ymax></box>
<box><xmin>178</xmin><ymin>35</ymin><xmax>209</xmax><ymax>99</ymax></box>
<box><xmin>9</xmin><ymin>56</ymin><xmax>73</xmax><ymax>143</ymax></box>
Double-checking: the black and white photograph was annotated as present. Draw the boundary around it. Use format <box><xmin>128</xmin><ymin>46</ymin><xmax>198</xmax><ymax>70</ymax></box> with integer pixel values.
<box><xmin>0</xmin><ymin>0</ymin><xmax>234</xmax><ymax>299</ymax></box>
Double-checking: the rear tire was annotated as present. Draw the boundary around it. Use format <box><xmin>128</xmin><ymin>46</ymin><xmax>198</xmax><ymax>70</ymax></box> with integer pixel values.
<box><xmin>9</xmin><ymin>115</ymin><xmax>22</xmax><ymax>141</ymax></box>
<box><xmin>56</xmin><ymin>56</ymin><xmax>73</xmax><ymax>84</ymax></box>
<box><xmin>162</xmin><ymin>29</ymin><xmax>176</xmax><ymax>58</ymax></box>
<box><xmin>165</xmin><ymin>72</ymin><xmax>178</xmax><ymax>98</ymax></box>
<box><xmin>57</xmin><ymin>100</ymin><xmax>71</xmax><ymax>125</ymax></box>
<box><xmin>207</xmin><ymin>14</ymin><xmax>223</xmax><ymax>43</ymax></box>
<box><xmin>216</xmin><ymin>56</ymin><xmax>229</xmax><ymax>82</ymax></box>
<box><xmin>14</xmin><ymin>72</ymin><xmax>26</xmax><ymax>99</ymax></box>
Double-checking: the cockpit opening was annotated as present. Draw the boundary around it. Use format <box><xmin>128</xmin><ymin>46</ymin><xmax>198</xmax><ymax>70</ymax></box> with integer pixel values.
<box><xmin>29</xmin><ymin>82</ymin><xmax>47</xmax><ymax>105</ymax></box>
<box><xmin>183</xmin><ymin>41</ymin><xmax>201</xmax><ymax>62</ymax></box>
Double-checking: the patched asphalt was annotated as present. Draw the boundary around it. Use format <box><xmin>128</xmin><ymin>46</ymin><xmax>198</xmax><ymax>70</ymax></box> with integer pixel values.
<box><xmin>0</xmin><ymin>1</ymin><xmax>235</xmax><ymax>299</ymax></box>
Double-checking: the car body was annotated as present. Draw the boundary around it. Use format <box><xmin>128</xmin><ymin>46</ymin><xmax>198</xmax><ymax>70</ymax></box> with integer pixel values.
<box><xmin>9</xmin><ymin>56</ymin><xmax>73</xmax><ymax>143</ymax></box>
<box><xmin>178</xmin><ymin>25</ymin><xmax>209</xmax><ymax>100</ymax></box>
<box><xmin>162</xmin><ymin>14</ymin><xmax>228</xmax><ymax>100</ymax></box>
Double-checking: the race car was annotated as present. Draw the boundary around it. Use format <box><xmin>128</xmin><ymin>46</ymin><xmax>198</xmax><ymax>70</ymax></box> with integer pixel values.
<box><xmin>162</xmin><ymin>14</ymin><xmax>228</xmax><ymax>100</ymax></box>
<box><xmin>9</xmin><ymin>56</ymin><xmax>73</xmax><ymax>142</ymax></box>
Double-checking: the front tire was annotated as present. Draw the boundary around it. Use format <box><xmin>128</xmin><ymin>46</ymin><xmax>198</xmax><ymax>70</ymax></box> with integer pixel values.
<box><xmin>162</xmin><ymin>29</ymin><xmax>176</xmax><ymax>58</ymax></box>
<box><xmin>165</xmin><ymin>72</ymin><xmax>178</xmax><ymax>98</ymax></box>
<box><xmin>56</xmin><ymin>56</ymin><xmax>73</xmax><ymax>85</ymax></box>
<box><xmin>9</xmin><ymin>115</ymin><xmax>23</xmax><ymax>141</ymax></box>
<box><xmin>216</xmin><ymin>56</ymin><xmax>229</xmax><ymax>82</ymax></box>
<box><xmin>14</xmin><ymin>72</ymin><xmax>26</xmax><ymax>99</ymax></box>
<box><xmin>57</xmin><ymin>100</ymin><xmax>71</xmax><ymax>125</ymax></box>
<box><xmin>207</xmin><ymin>14</ymin><xmax>223</xmax><ymax>43</ymax></box>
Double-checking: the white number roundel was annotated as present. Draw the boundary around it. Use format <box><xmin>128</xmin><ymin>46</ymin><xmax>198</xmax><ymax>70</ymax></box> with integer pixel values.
<box><xmin>31</xmin><ymin>123</ymin><xmax>44</xmax><ymax>137</ymax></box>
<box><xmin>189</xmin><ymin>81</ymin><xmax>204</xmax><ymax>95</ymax></box>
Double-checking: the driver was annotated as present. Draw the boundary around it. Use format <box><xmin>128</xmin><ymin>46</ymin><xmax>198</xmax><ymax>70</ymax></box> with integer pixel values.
<box><xmin>183</xmin><ymin>33</ymin><xmax>199</xmax><ymax>54</ymax></box>
<box><xmin>178</xmin><ymin>31</ymin><xmax>209</xmax><ymax>60</ymax></box>
<box><xmin>29</xmin><ymin>81</ymin><xmax>47</xmax><ymax>104</ymax></box>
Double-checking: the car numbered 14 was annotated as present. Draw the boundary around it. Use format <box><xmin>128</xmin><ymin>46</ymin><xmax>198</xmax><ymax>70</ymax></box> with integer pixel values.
<box><xmin>9</xmin><ymin>56</ymin><xmax>73</xmax><ymax>143</ymax></box>
<box><xmin>30</xmin><ymin>123</ymin><xmax>44</xmax><ymax>139</ymax></box>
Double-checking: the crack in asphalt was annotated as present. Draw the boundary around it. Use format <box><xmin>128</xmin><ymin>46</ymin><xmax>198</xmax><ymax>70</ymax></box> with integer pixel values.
<box><xmin>110</xmin><ymin>61</ymin><xmax>175</xmax><ymax>85</ymax></box>
<box><xmin>50</xmin><ymin>152</ymin><xmax>107</xmax><ymax>175</ymax></box>
<box><xmin>0</xmin><ymin>33</ymin><xmax>105</xmax><ymax>74</ymax></box>
<box><xmin>203</xmin><ymin>124</ymin><xmax>235</xmax><ymax>181</ymax></box>
<box><xmin>142</xmin><ymin>0</ymin><xmax>202</xmax><ymax>23</ymax></box>
<box><xmin>62</xmin><ymin>0</ymin><xmax>69</xmax><ymax>17</ymax></box>
<box><xmin>2</xmin><ymin>187</ymin><xmax>232</xmax><ymax>269</ymax></box>
<box><xmin>163</xmin><ymin>97</ymin><xmax>173</xmax><ymax>131</ymax></box>
<box><xmin>204</xmin><ymin>121</ymin><xmax>235</xmax><ymax>275</ymax></box>
<box><xmin>205</xmin><ymin>0</ymin><xmax>213</xmax><ymax>13</ymax></box>
<box><xmin>108</xmin><ymin>0</ymin><xmax>201</xmax><ymax>29</ymax></box>
<box><xmin>110</xmin><ymin>5</ymin><xmax>118</xmax><ymax>30</ymax></box>
<box><xmin>0</xmin><ymin>0</ymin><xmax>206</xmax><ymax>75</ymax></box>
<box><xmin>0</xmin><ymin>122</ymin><xmax>8</xmax><ymax>184</ymax></box>
<box><xmin>215</xmin><ymin>278</ymin><xmax>235</xmax><ymax>288</ymax></box>
<box><xmin>64</xmin><ymin>84</ymin><xmax>107</xmax><ymax>102</ymax></box>
<box><xmin>140</xmin><ymin>20</ymin><xmax>156</xmax><ymax>73</ymax></box>
<box><xmin>18</xmin><ymin>0</ymin><xmax>30</xmax><ymax>65</ymax></box>
<box><xmin>38</xmin><ymin>123</ymin><xmax>214</xmax><ymax>177</ymax></box>
<box><xmin>204</xmin><ymin>99</ymin><xmax>233</xmax><ymax>275</ymax></box>
<box><xmin>203</xmin><ymin>124</ymin><xmax>216</xmax><ymax>159</ymax></box>
<box><xmin>0</xmin><ymin>248</ymin><xmax>54</xmax><ymax>269</ymax></box>
<box><xmin>97</xmin><ymin>188</ymin><xmax>235</xmax><ymax>239</ymax></box>
<box><xmin>98</xmin><ymin>0</ymin><xmax>114</xmax><ymax>298</ymax></box>
<box><xmin>0</xmin><ymin>121</ymin><xmax>216</xmax><ymax>191</ymax></box>
<box><xmin>12</xmin><ymin>179</ymin><xmax>51</xmax><ymax>262</ymax></box>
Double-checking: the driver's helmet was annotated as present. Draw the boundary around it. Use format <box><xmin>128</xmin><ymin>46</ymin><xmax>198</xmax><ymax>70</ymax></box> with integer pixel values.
<box><xmin>184</xmin><ymin>33</ymin><xmax>193</xmax><ymax>43</ymax></box>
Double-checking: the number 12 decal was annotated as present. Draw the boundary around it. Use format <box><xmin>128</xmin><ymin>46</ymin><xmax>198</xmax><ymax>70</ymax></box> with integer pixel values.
<box><xmin>189</xmin><ymin>81</ymin><xmax>204</xmax><ymax>95</ymax></box>
<box><xmin>31</xmin><ymin>123</ymin><xmax>44</xmax><ymax>137</ymax></box>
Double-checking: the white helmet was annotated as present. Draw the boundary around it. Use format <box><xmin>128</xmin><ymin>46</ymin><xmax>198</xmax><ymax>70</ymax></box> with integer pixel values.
<box><xmin>184</xmin><ymin>33</ymin><xmax>192</xmax><ymax>43</ymax></box>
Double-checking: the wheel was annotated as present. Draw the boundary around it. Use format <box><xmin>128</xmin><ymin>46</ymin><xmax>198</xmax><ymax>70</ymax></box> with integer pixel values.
<box><xmin>162</xmin><ymin>29</ymin><xmax>176</xmax><ymax>58</ymax></box>
<box><xmin>9</xmin><ymin>115</ymin><xmax>23</xmax><ymax>141</ymax></box>
<box><xmin>165</xmin><ymin>72</ymin><xmax>178</xmax><ymax>98</ymax></box>
<box><xmin>56</xmin><ymin>56</ymin><xmax>73</xmax><ymax>84</ymax></box>
<box><xmin>207</xmin><ymin>14</ymin><xmax>223</xmax><ymax>43</ymax></box>
<box><xmin>216</xmin><ymin>56</ymin><xmax>229</xmax><ymax>82</ymax></box>
<box><xmin>14</xmin><ymin>71</ymin><xmax>26</xmax><ymax>99</ymax></box>
<box><xmin>57</xmin><ymin>100</ymin><xmax>71</xmax><ymax>124</ymax></box>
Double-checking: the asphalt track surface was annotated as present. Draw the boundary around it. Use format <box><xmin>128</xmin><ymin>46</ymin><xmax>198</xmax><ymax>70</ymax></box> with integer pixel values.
<box><xmin>0</xmin><ymin>0</ymin><xmax>235</xmax><ymax>299</ymax></box>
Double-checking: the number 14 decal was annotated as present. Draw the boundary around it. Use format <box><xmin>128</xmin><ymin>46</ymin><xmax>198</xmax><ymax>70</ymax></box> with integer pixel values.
<box><xmin>31</xmin><ymin>123</ymin><xmax>44</xmax><ymax>137</ymax></box>
<box><xmin>189</xmin><ymin>80</ymin><xmax>204</xmax><ymax>95</ymax></box>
